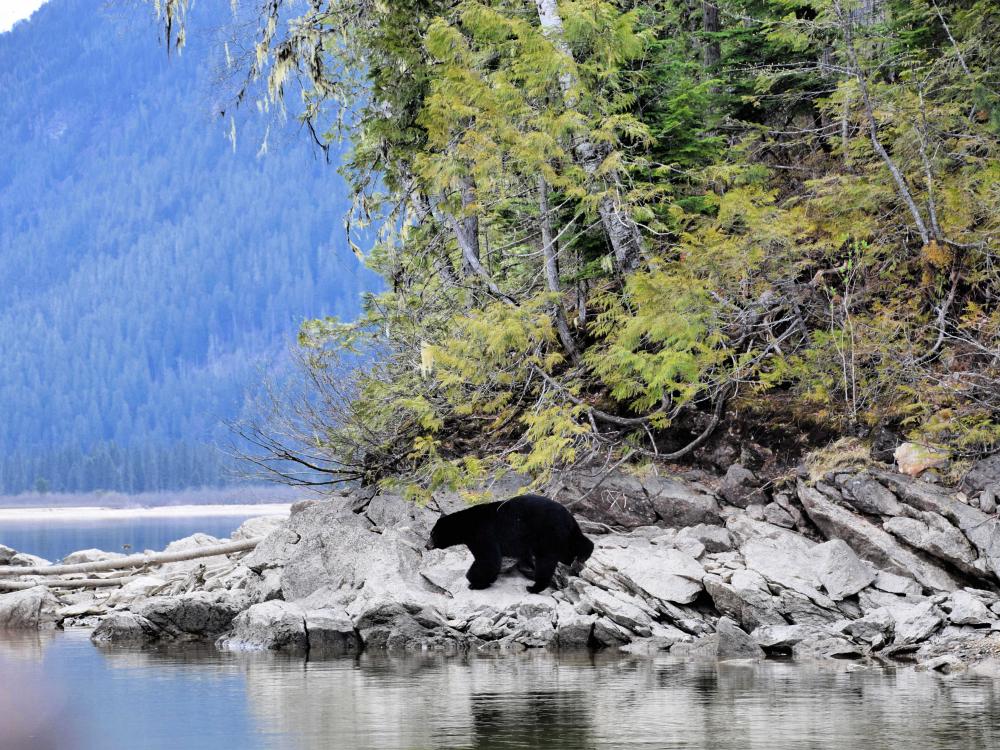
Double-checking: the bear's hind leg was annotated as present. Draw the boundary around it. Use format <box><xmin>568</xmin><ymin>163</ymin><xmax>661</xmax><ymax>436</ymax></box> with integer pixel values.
<box><xmin>516</xmin><ymin>553</ymin><xmax>535</xmax><ymax>578</ymax></box>
<box><xmin>466</xmin><ymin>543</ymin><xmax>502</xmax><ymax>590</ymax></box>
<box><xmin>527</xmin><ymin>553</ymin><xmax>558</xmax><ymax>594</ymax></box>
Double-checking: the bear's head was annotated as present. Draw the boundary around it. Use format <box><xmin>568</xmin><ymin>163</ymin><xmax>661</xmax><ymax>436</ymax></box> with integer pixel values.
<box><xmin>426</xmin><ymin>514</ymin><xmax>461</xmax><ymax>550</ymax></box>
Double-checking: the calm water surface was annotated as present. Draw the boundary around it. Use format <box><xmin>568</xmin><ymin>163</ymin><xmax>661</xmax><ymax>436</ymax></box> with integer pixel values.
<box><xmin>1</xmin><ymin>630</ymin><xmax>999</xmax><ymax>750</ymax></box>
<box><xmin>0</xmin><ymin>516</ymin><xmax>267</xmax><ymax>561</ymax></box>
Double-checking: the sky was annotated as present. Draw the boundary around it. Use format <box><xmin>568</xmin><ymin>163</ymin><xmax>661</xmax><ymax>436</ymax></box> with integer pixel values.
<box><xmin>0</xmin><ymin>0</ymin><xmax>48</xmax><ymax>32</ymax></box>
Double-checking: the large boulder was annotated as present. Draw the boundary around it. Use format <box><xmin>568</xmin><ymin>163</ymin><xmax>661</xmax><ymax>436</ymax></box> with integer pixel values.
<box><xmin>718</xmin><ymin>465</ymin><xmax>764</xmax><ymax>508</ymax></box>
<box><xmin>797</xmin><ymin>481</ymin><xmax>958</xmax><ymax>591</ymax></box>
<box><xmin>305</xmin><ymin>608</ymin><xmax>361</xmax><ymax>656</ymax></box>
<box><xmin>91</xmin><ymin>612</ymin><xmax>161</xmax><ymax>645</ymax></box>
<box><xmin>876</xmin><ymin>471</ymin><xmax>1000</xmax><ymax>580</ymax></box>
<box><xmin>0</xmin><ymin>586</ymin><xmax>62</xmax><ymax>629</ymax></box>
<box><xmin>961</xmin><ymin>455</ymin><xmax>1000</xmax><ymax>495</ymax></box>
<box><xmin>135</xmin><ymin>591</ymin><xmax>245</xmax><ymax>640</ymax></box>
<box><xmin>547</xmin><ymin>471</ymin><xmax>721</xmax><ymax>529</ymax></box>
<box><xmin>945</xmin><ymin>591</ymin><xmax>993</xmax><ymax>627</ymax></box>
<box><xmin>217</xmin><ymin>601</ymin><xmax>308</xmax><ymax>653</ymax></box>
<box><xmin>716</xmin><ymin>617</ymin><xmax>765</xmax><ymax>660</ymax></box>
<box><xmin>809</xmin><ymin>539</ymin><xmax>876</xmax><ymax>601</ymax></box>
<box><xmin>645</xmin><ymin>476</ymin><xmax>723</xmax><ymax>527</ymax></box>
<box><xmin>836</xmin><ymin>473</ymin><xmax>905</xmax><ymax>516</ymax></box>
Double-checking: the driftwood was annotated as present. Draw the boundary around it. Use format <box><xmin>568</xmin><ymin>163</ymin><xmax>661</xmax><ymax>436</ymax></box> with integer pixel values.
<box><xmin>0</xmin><ymin>537</ymin><xmax>262</xmax><ymax>578</ymax></box>
<box><xmin>0</xmin><ymin>575</ymin><xmax>140</xmax><ymax>592</ymax></box>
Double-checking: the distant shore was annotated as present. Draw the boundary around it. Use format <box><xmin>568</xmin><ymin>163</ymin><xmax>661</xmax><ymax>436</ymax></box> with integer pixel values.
<box><xmin>0</xmin><ymin>503</ymin><xmax>292</xmax><ymax>522</ymax></box>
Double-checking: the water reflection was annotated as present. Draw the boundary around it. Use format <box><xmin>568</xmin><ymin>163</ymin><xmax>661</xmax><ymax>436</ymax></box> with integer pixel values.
<box><xmin>5</xmin><ymin>631</ymin><xmax>1000</xmax><ymax>750</ymax></box>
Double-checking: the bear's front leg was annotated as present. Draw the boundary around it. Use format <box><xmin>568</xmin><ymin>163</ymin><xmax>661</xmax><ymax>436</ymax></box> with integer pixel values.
<box><xmin>465</xmin><ymin>543</ymin><xmax>502</xmax><ymax>590</ymax></box>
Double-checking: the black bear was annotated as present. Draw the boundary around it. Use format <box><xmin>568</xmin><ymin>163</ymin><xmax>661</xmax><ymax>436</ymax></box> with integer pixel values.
<box><xmin>426</xmin><ymin>494</ymin><xmax>594</xmax><ymax>593</ymax></box>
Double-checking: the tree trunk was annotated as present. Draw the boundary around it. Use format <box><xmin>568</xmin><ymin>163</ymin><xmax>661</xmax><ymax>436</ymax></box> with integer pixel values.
<box><xmin>539</xmin><ymin>176</ymin><xmax>579</xmax><ymax>361</ymax></box>
<box><xmin>0</xmin><ymin>537</ymin><xmax>262</xmax><ymax>578</ymax></box>
<box><xmin>533</xmin><ymin>0</ymin><xmax>645</xmax><ymax>273</ymax></box>
<box><xmin>702</xmin><ymin>1</ymin><xmax>720</xmax><ymax>70</ymax></box>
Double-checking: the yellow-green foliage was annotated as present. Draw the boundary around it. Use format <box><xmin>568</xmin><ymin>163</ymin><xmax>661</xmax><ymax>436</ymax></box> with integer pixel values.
<box><xmin>157</xmin><ymin>0</ymin><xmax>1000</xmax><ymax>494</ymax></box>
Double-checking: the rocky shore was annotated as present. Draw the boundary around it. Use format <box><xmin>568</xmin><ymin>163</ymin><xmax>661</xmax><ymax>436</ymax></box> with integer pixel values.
<box><xmin>3</xmin><ymin>453</ymin><xmax>1000</xmax><ymax>675</ymax></box>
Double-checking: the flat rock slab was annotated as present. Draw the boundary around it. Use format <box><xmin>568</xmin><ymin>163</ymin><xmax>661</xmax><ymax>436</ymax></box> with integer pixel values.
<box><xmin>592</xmin><ymin>544</ymin><xmax>706</xmax><ymax>604</ymax></box>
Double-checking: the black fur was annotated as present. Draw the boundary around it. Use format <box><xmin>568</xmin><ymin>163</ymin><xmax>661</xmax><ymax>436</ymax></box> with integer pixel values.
<box><xmin>427</xmin><ymin>494</ymin><xmax>594</xmax><ymax>593</ymax></box>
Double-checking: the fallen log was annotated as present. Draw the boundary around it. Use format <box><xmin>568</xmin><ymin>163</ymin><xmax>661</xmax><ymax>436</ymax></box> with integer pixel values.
<box><xmin>0</xmin><ymin>537</ymin><xmax>262</xmax><ymax>578</ymax></box>
<box><xmin>0</xmin><ymin>575</ymin><xmax>140</xmax><ymax>591</ymax></box>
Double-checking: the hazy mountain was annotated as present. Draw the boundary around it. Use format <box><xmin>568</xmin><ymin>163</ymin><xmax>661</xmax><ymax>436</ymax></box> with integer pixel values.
<box><xmin>0</xmin><ymin>0</ymin><xmax>374</xmax><ymax>492</ymax></box>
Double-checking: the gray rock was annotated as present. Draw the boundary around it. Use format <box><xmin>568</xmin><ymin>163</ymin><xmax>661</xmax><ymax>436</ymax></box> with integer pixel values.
<box><xmin>752</xmin><ymin>624</ymin><xmax>813</xmax><ymax>649</ymax></box>
<box><xmin>0</xmin><ymin>586</ymin><xmax>62</xmax><ymax>629</ymax></box>
<box><xmin>716</xmin><ymin>616</ymin><xmax>764</xmax><ymax>660</ymax></box>
<box><xmin>675</xmin><ymin>524</ymin><xmax>733</xmax><ymax>553</ymax></box>
<box><xmin>353</xmin><ymin>602</ymin><xmax>466</xmax><ymax>652</ymax></box>
<box><xmin>645</xmin><ymin>476</ymin><xmax>724</xmax><ymax>528</ymax></box>
<box><xmin>0</xmin><ymin>543</ymin><xmax>15</xmax><ymax>564</ymax></box>
<box><xmin>916</xmin><ymin>655</ymin><xmax>966</xmax><ymax>674</ymax></box>
<box><xmin>946</xmin><ymin>591</ymin><xmax>993</xmax><ymax>626</ymax></box>
<box><xmin>589</xmin><ymin>544</ymin><xmax>705</xmax><ymax>605</ymax></box>
<box><xmin>231</xmin><ymin>515</ymin><xmax>287</xmax><ymax>541</ymax></box>
<box><xmin>792</xmin><ymin>636</ymin><xmax>864</xmax><ymax>660</ymax></box>
<box><xmin>888</xmin><ymin>601</ymin><xmax>943</xmax><ymax>645</ymax></box>
<box><xmin>553</xmin><ymin>603</ymin><xmax>596</xmax><ymax>648</ymax></box>
<box><xmin>720</xmin><ymin>465</ymin><xmax>763</xmax><ymax>508</ymax></box>
<box><xmin>841</xmin><ymin>608</ymin><xmax>894</xmax><ymax>645</ymax></box>
<box><xmin>363</xmin><ymin>493</ymin><xmax>438</xmax><ymax>533</ymax></box>
<box><xmin>797</xmin><ymin>481</ymin><xmax>958</xmax><ymax>591</ymax></box>
<box><xmin>837</xmin><ymin>474</ymin><xmax>905</xmax><ymax>516</ymax></box>
<box><xmin>980</xmin><ymin>487</ymin><xmax>997</xmax><ymax>515</ymax></box>
<box><xmin>961</xmin><ymin>455</ymin><xmax>1000</xmax><ymax>494</ymax></box>
<box><xmin>245</xmin><ymin>568</ymin><xmax>284</xmax><ymax>604</ymax></box>
<box><xmin>872</xmin><ymin>570</ymin><xmax>922</xmax><ymax>596</ymax></box>
<box><xmin>217</xmin><ymin>601</ymin><xmax>308</xmax><ymax>653</ymax></box>
<box><xmin>8</xmin><ymin>553</ymin><xmax>51</xmax><ymax>568</ymax></box>
<box><xmin>549</xmin><ymin>472</ymin><xmax>658</xmax><ymax>528</ymax></box>
<box><xmin>60</xmin><ymin>548</ymin><xmax>125</xmax><ymax>565</ymax></box>
<box><xmin>305</xmin><ymin>609</ymin><xmax>363</xmax><ymax>656</ymax></box>
<box><xmin>574</xmin><ymin>583</ymin><xmax>654</xmax><ymax>636</ymax></box>
<box><xmin>739</xmin><ymin>534</ymin><xmax>836</xmax><ymax>610</ymax></box>
<box><xmin>883</xmin><ymin>513</ymin><xmax>979</xmax><ymax>572</ymax></box>
<box><xmin>591</xmin><ymin>616</ymin><xmax>634</xmax><ymax>647</ymax></box>
<box><xmin>703</xmin><ymin>572</ymin><xmax>785</xmax><ymax>632</ymax></box>
<box><xmin>810</xmin><ymin>539</ymin><xmax>876</xmax><ymax>600</ymax></box>
<box><xmin>763</xmin><ymin>502</ymin><xmax>795</xmax><ymax>528</ymax></box>
<box><xmin>876</xmin><ymin>471</ymin><xmax>1000</xmax><ymax>581</ymax></box>
<box><xmin>136</xmin><ymin>591</ymin><xmax>244</xmax><ymax>640</ymax></box>
<box><xmin>91</xmin><ymin>612</ymin><xmax>161</xmax><ymax>645</ymax></box>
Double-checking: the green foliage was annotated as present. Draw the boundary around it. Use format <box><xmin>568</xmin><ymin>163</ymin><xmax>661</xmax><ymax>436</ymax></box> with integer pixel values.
<box><xmin>155</xmin><ymin>0</ymin><xmax>1000</xmax><ymax>492</ymax></box>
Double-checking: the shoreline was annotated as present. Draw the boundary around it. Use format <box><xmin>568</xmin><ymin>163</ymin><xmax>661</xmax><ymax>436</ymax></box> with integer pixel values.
<box><xmin>0</xmin><ymin>503</ymin><xmax>292</xmax><ymax>522</ymax></box>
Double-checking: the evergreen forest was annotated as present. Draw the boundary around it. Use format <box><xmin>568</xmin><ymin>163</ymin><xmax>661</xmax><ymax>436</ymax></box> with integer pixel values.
<box><xmin>0</xmin><ymin>0</ymin><xmax>373</xmax><ymax>493</ymax></box>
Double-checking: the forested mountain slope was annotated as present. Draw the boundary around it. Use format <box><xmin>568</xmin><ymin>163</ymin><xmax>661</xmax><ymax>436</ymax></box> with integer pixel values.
<box><xmin>0</xmin><ymin>0</ymin><xmax>372</xmax><ymax>493</ymax></box>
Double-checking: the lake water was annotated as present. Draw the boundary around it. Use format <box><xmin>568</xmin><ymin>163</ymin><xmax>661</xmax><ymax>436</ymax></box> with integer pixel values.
<box><xmin>1</xmin><ymin>629</ymin><xmax>999</xmax><ymax>750</ymax></box>
<box><xmin>0</xmin><ymin>513</ymin><xmax>278</xmax><ymax>561</ymax></box>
